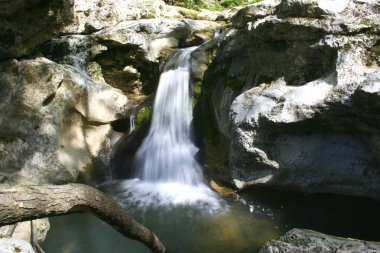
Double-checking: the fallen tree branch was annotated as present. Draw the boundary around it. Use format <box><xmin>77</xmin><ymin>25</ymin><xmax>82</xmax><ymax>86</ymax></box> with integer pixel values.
<box><xmin>0</xmin><ymin>184</ymin><xmax>165</xmax><ymax>253</ymax></box>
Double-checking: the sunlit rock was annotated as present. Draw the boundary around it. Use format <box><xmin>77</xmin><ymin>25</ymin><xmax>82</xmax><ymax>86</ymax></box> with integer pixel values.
<box><xmin>62</xmin><ymin>0</ymin><xmax>165</xmax><ymax>33</ymax></box>
<box><xmin>318</xmin><ymin>0</ymin><xmax>350</xmax><ymax>13</ymax></box>
<box><xmin>0</xmin><ymin>239</ymin><xmax>35</xmax><ymax>253</ymax></box>
<box><xmin>0</xmin><ymin>58</ymin><xmax>128</xmax><ymax>185</ymax></box>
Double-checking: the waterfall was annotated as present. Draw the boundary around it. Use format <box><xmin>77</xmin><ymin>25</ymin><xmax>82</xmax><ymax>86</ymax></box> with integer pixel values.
<box><xmin>117</xmin><ymin>47</ymin><xmax>225</xmax><ymax>212</ymax></box>
<box><xmin>129</xmin><ymin>114</ymin><xmax>136</xmax><ymax>134</ymax></box>
<box><xmin>133</xmin><ymin>47</ymin><xmax>204</xmax><ymax>185</ymax></box>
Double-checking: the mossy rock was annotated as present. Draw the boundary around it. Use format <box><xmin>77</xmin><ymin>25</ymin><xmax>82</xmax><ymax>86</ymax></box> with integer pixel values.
<box><xmin>136</xmin><ymin>106</ymin><xmax>152</xmax><ymax>127</ymax></box>
<box><xmin>174</xmin><ymin>6</ymin><xmax>201</xmax><ymax>19</ymax></box>
<box><xmin>86</xmin><ymin>61</ymin><xmax>106</xmax><ymax>83</ymax></box>
<box><xmin>192</xmin><ymin>81</ymin><xmax>202</xmax><ymax>107</ymax></box>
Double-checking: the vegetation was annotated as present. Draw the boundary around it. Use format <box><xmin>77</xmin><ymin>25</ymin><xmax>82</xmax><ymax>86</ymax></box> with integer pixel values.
<box><xmin>136</xmin><ymin>106</ymin><xmax>152</xmax><ymax>127</ymax></box>
<box><xmin>164</xmin><ymin>0</ymin><xmax>262</xmax><ymax>11</ymax></box>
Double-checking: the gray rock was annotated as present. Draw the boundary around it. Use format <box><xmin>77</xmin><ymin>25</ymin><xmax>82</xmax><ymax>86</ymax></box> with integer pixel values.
<box><xmin>203</xmin><ymin>0</ymin><xmax>380</xmax><ymax>198</ymax></box>
<box><xmin>0</xmin><ymin>225</ymin><xmax>16</xmax><ymax>238</ymax></box>
<box><xmin>275</xmin><ymin>0</ymin><xmax>330</xmax><ymax>18</ymax></box>
<box><xmin>31</xmin><ymin>219</ymin><xmax>50</xmax><ymax>244</ymax></box>
<box><xmin>0</xmin><ymin>58</ymin><xmax>127</xmax><ymax>185</ymax></box>
<box><xmin>0</xmin><ymin>0</ymin><xmax>167</xmax><ymax>60</ymax></box>
<box><xmin>231</xmin><ymin>0</ymin><xmax>280</xmax><ymax>28</ymax></box>
<box><xmin>40</xmin><ymin>18</ymin><xmax>221</xmax><ymax>94</ymax></box>
<box><xmin>11</xmin><ymin>222</ymin><xmax>31</xmax><ymax>243</ymax></box>
<box><xmin>0</xmin><ymin>239</ymin><xmax>35</xmax><ymax>253</ymax></box>
<box><xmin>260</xmin><ymin>229</ymin><xmax>380</xmax><ymax>253</ymax></box>
<box><xmin>62</xmin><ymin>0</ymin><xmax>165</xmax><ymax>34</ymax></box>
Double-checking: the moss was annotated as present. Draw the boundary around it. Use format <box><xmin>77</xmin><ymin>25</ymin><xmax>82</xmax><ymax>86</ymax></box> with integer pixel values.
<box><xmin>342</xmin><ymin>43</ymin><xmax>352</xmax><ymax>52</ymax></box>
<box><xmin>86</xmin><ymin>61</ymin><xmax>105</xmax><ymax>83</ymax></box>
<box><xmin>175</xmin><ymin>7</ymin><xmax>200</xmax><ymax>19</ymax></box>
<box><xmin>370</xmin><ymin>44</ymin><xmax>380</xmax><ymax>56</ymax></box>
<box><xmin>136</xmin><ymin>106</ymin><xmax>152</xmax><ymax>127</ymax></box>
<box><xmin>359</xmin><ymin>19</ymin><xmax>372</xmax><ymax>26</ymax></box>
<box><xmin>365</xmin><ymin>42</ymin><xmax>380</xmax><ymax>66</ymax></box>
<box><xmin>192</xmin><ymin>81</ymin><xmax>202</xmax><ymax>107</ymax></box>
<box><xmin>142</xmin><ymin>11</ymin><xmax>157</xmax><ymax>19</ymax></box>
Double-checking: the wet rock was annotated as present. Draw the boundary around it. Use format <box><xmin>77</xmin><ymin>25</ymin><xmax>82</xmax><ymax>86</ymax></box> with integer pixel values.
<box><xmin>260</xmin><ymin>228</ymin><xmax>380</xmax><ymax>253</ymax></box>
<box><xmin>0</xmin><ymin>58</ymin><xmax>127</xmax><ymax>185</ymax></box>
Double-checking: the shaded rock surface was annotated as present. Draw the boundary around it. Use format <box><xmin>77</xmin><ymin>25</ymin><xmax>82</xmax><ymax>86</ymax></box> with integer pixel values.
<box><xmin>202</xmin><ymin>0</ymin><xmax>380</xmax><ymax>198</ymax></box>
<box><xmin>260</xmin><ymin>228</ymin><xmax>380</xmax><ymax>253</ymax></box>
<box><xmin>0</xmin><ymin>218</ymin><xmax>50</xmax><ymax>253</ymax></box>
<box><xmin>0</xmin><ymin>0</ymin><xmax>74</xmax><ymax>61</ymax></box>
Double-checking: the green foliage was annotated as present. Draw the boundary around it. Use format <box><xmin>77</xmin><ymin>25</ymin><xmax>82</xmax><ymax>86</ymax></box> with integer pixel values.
<box><xmin>165</xmin><ymin>0</ymin><xmax>262</xmax><ymax>11</ymax></box>
<box><xmin>136</xmin><ymin>106</ymin><xmax>152</xmax><ymax>127</ymax></box>
<box><xmin>220</xmin><ymin>0</ymin><xmax>260</xmax><ymax>8</ymax></box>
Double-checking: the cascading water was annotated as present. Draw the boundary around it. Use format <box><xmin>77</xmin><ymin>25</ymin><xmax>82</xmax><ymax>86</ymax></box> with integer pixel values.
<box><xmin>133</xmin><ymin>47</ymin><xmax>203</xmax><ymax>185</ymax></box>
<box><xmin>116</xmin><ymin>47</ymin><xmax>225</xmax><ymax>211</ymax></box>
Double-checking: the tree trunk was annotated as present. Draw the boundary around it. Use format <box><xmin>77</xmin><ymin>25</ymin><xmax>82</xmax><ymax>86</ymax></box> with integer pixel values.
<box><xmin>0</xmin><ymin>184</ymin><xmax>165</xmax><ymax>253</ymax></box>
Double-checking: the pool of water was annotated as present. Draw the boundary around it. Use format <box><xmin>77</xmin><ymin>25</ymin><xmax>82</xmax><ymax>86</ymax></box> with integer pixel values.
<box><xmin>42</xmin><ymin>181</ymin><xmax>380</xmax><ymax>253</ymax></box>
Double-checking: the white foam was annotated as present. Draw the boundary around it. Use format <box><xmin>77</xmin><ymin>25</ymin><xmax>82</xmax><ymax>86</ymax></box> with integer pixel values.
<box><xmin>115</xmin><ymin>179</ymin><xmax>227</xmax><ymax>213</ymax></box>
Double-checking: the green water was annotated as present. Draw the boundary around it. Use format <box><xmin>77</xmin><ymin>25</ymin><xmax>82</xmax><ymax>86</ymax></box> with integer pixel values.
<box><xmin>42</xmin><ymin>184</ymin><xmax>380</xmax><ymax>253</ymax></box>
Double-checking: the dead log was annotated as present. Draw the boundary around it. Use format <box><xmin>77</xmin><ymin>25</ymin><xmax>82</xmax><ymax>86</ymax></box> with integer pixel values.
<box><xmin>0</xmin><ymin>184</ymin><xmax>165</xmax><ymax>253</ymax></box>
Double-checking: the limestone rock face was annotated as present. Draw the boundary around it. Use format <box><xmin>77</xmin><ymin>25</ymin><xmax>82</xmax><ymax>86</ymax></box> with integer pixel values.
<box><xmin>62</xmin><ymin>0</ymin><xmax>165</xmax><ymax>34</ymax></box>
<box><xmin>260</xmin><ymin>229</ymin><xmax>380</xmax><ymax>253</ymax></box>
<box><xmin>40</xmin><ymin>18</ymin><xmax>221</xmax><ymax>94</ymax></box>
<box><xmin>0</xmin><ymin>58</ymin><xmax>127</xmax><ymax>185</ymax></box>
<box><xmin>204</xmin><ymin>0</ymin><xmax>380</xmax><ymax>198</ymax></box>
<box><xmin>0</xmin><ymin>0</ymin><xmax>168</xmax><ymax>61</ymax></box>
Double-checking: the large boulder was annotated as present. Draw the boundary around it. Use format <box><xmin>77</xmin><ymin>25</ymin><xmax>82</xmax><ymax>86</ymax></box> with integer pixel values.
<box><xmin>260</xmin><ymin>228</ymin><xmax>380</xmax><ymax>253</ymax></box>
<box><xmin>202</xmin><ymin>0</ymin><xmax>380</xmax><ymax>198</ymax></box>
<box><xmin>0</xmin><ymin>58</ymin><xmax>128</xmax><ymax>186</ymax></box>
